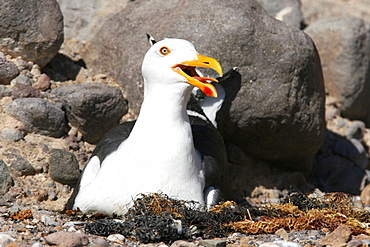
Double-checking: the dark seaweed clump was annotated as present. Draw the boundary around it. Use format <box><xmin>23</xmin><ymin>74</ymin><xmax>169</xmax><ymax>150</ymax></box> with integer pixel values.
<box><xmin>84</xmin><ymin>193</ymin><xmax>264</xmax><ymax>243</ymax></box>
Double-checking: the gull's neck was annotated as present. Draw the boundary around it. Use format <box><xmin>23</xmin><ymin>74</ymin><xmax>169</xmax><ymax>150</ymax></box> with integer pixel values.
<box><xmin>128</xmin><ymin>80</ymin><xmax>194</xmax><ymax>141</ymax></box>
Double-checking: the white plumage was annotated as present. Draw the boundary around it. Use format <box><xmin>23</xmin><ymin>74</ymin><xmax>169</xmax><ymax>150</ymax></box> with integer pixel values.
<box><xmin>67</xmin><ymin>37</ymin><xmax>225</xmax><ymax>215</ymax></box>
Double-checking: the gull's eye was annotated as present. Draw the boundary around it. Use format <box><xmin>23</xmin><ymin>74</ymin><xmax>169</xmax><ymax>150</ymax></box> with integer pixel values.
<box><xmin>159</xmin><ymin>46</ymin><xmax>170</xmax><ymax>56</ymax></box>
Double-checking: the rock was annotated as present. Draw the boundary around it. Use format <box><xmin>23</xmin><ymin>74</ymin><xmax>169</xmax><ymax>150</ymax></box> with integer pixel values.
<box><xmin>34</xmin><ymin>73</ymin><xmax>50</xmax><ymax>91</ymax></box>
<box><xmin>256</xmin><ymin>0</ymin><xmax>304</xmax><ymax>28</ymax></box>
<box><xmin>171</xmin><ymin>240</ymin><xmax>198</xmax><ymax>247</ymax></box>
<box><xmin>318</xmin><ymin>224</ymin><xmax>352</xmax><ymax>246</ymax></box>
<box><xmin>0</xmin><ymin>85</ymin><xmax>11</xmax><ymax>97</ymax></box>
<box><xmin>0</xmin><ymin>0</ymin><xmax>64</xmax><ymax>67</ymax></box>
<box><xmin>48</xmin><ymin>149</ymin><xmax>80</xmax><ymax>186</ymax></box>
<box><xmin>345</xmin><ymin>121</ymin><xmax>366</xmax><ymax>141</ymax></box>
<box><xmin>275</xmin><ymin>229</ymin><xmax>289</xmax><ymax>241</ymax></box>
<box><xmin>0</xmin><ymin>53</ymin><xmax>19</xmax><ymax>85</ymax></box>
<box><xmin>57</xmin><ymin>0</ymin><xmax>129</xmax><ymax>41</ymax></box>
<box><xmin>106</xmin><ymin>234</ymin><xmax>126</xmax><ymax>245</ymax></box>
<box><xmin>0</xmin><ymin>128</ymin><xmax>23</xmax><ymax>142</ymax></box>
<box><xmin>0</xmin><ymin>159</ymin><xmax>13</xmax><ymax>196</ymax></box>
<box><xmin>272</xmin><ymin>241</ymin><xmax>303</xmax><ymax>247</ymax></box>
<box><xmin>305</xmin><ymin>16</ymin><xmax>370</xmax><ymax>126</ymax></box>
<box><xmin>198</xmin><ymin>239</ymin><xmax>226</xmax><ymax>247</ymax></box>
<box><xmin>45</xmin><ymin>231</ymin><xmax>89</xmax><ymax>247</ymax></box>
<box><xmin>84</xmin><ymin>0</ymin><xmax>325</xmax><ymax>174</ymax></box>
<box><xmin>0</xmin><ymin>233</ymin><xmax>15</xmax><ymax>246</ymax></box>
<box><xmin>2</xmin><ymin>152</ymin><xmax>36</xmax><ymax>177</ymax></box>
<box><xmin>40</xmin><ymin>215</ymin><xmax>58</xmax><ymax>226</ymax></box>
<box><xmin>11</xmin><ymin>74</ymin><xmax>33</xmax><ymax>86</ymax></box>
<box><xmin>301</xmin><ymin>0</ymin><xmax>370</xmax><ymax>25</ymax></box>
<box><xmin>360</xmin><ymin>183</ymin><xmax>370</xmax><ymax>206</ymax></box>
<box><xmin>312</xmin><ymin>131</ymin><xmax>368</xmax><ymax>194</ymax></box>
<box><xmin>259</xmin><ymin>243</ymin><xmax>280</xmax><ymax>247</ymax></box>
<box><xmin>11</xmin><ymin>84</ymin><xmax>41</xmax><ymax>99</ymax></box>
<box><xmin>4</xmin><ymin>98</ymin><xmax>66</xmax><ymax>137</ymax></box>
<box><xmin>51</xmin><ymin>83</ymin><xmax>128</xmax><ymax>144</ymax></box>
<box><xmin>347</xmin><ymin>239</ymin><xmax>365</xmax><ymax>247</ymax></box>
<box><xmin>92</xmin><ymin>237</ymin><xmax>110</xmax><ymax>247</ymax></box>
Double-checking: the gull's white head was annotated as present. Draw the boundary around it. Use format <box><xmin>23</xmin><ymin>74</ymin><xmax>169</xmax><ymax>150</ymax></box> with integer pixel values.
<box><xmin>142</xmin><ymin>36</ymin><xmax>223</xmax><ymax>97</ymax></box>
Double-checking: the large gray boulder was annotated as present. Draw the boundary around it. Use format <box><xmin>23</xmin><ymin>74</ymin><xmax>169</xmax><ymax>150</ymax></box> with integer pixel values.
<box><xmin>0</xmin><ymin>0</ymin><xmax>64</xmax><ymax>67</ymax></box>
<box><xmin>4</xmin><ymin>98</ymin><xmax>67</xmax><ymax>137</ymax></box>
<box><xmin>51</xmin><ymin>83</ymin><xmax>128</xmax><ymax>144</ymax></box>
<box><xmin>56</xmin><ymin>0</ymin><xmax>129</xmax><ymax>42</ymax></box>
<box><xmin>305</xmin><ymin>16</ymin><xmax>370</xmax><ymax>126</ymax></box>
<box><xmin>83</xmin><ymin>0</ymin><xmax>325</xmax><ymax>174</ymax></box>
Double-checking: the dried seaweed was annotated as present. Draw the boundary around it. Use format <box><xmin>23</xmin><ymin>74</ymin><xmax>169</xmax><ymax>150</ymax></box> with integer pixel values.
<box><xmin>9</xmin><ymin>209</ymin><xmax>33</xmax><ymax>221</ymax></box>
<box><xmin>227</xmin><ymin>192</ymin><xmax>370</xmax><ymax>235</ymax></box>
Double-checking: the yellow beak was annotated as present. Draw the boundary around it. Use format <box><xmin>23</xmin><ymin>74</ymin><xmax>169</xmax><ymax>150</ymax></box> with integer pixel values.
<box><xmin>172</xmin><ymin>54</ymin><xmax>223</xmax><ymax>97</ymax></box>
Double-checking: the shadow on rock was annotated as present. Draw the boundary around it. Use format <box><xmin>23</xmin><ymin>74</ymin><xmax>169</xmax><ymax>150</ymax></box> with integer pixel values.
<box><xmin>310</xmin><ymin>130</ymin><xmax>369</xmax><ymax>195</ymax></box>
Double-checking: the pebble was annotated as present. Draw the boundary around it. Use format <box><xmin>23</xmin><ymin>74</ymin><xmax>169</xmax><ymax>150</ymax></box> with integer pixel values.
<box><xmin>199</xmin><ymin>239</ymin><xmax>226</xmax><ymax>247</ymax></box>
<box><xmin>318</xmin><ymin>224</ymin><xmax>352</xmax><ymax>246</ymax></box>
<box><xmin>272</xmin><ymin>240</ymin><xmax>303</xmax><ymax>247</ymax></box>
<box><xmin>45</xmin><ymin>231</ymin><xmax>89</xmax><ymax>247</ymax></box>
<box><xmin>0</xmin><ymin>233</ymin><xmax>15</xmax><ymax>245</ymax></box>
<box><xmin>259</xmin><ymin>243</ymin><xmax>280</xmax><ymax>247</ymax></box>
<box><xmin>171</xmin><ymin>240</ymin><xmax>198</xmax><ymax>247</ymax></box>
<box><xmin>40</xmin><ymin>215</ymin><xmax>58</xmax><ymax>226</ymax></box>
<box><xmin>1</xmin><ymin>128</ymin><xmax>23</xmax><ymax>142</ymax></box>
<box><xmin>31</xmin><ymin>242</ymin><xmax>43</xmax><ymax>247</ymax></box>
<box><xmin>11</xmin><ymin>74</ymin><xmax>33</xmax><ymax>86</ymax></box>
<box><xmin>275</xmin><ymin>229</ymin><xmax>289</xmax><ymax>241</ymax></box>
<box><xmin>107</xmin><ymin>234</ymin><xmax>126</xmax><ymax>244</ymax></box>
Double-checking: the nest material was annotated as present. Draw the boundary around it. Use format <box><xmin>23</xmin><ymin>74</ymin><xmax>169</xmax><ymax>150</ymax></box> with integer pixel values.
<box><xmin>82</xmin><ymin>192</ymin><xmax>370</xmax><ymax>243</ymax></box>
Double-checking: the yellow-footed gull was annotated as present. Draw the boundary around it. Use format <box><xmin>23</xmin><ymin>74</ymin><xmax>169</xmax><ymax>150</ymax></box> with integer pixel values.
<box><xmin>65</xmin><ymin>35</ymin><xmax>229</xmax><ymax>215</ymax></box>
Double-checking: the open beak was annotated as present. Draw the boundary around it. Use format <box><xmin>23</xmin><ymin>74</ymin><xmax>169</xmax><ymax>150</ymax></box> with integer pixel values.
<box><xmin>172</xmin><ymin>54</ymin><xmax>223</xmax><ymax>97</ymax></box>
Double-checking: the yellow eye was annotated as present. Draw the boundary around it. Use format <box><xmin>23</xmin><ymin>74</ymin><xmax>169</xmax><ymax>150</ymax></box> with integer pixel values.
<box><xmin>159</xmin><ymin>46</ymin><xmax>170</xmax><ymax>55</ymax></box>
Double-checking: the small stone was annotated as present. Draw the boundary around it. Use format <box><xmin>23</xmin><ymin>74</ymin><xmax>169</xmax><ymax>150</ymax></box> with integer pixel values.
<box><xmin>92</xmin><ymin>237</ymin><xmax>110</xmax><ymax>247</ymax></box>
<box><xmin>273</xmin><ymin>240</ymin><xmax>303</xmax><ymax>247</ymax></box>
<box><xmin>0</xmin><ymin>84</ymin><xmax>11</xmax><ymax>97</ymax></box>
<box><xmin>326</xmin><ymin>108</ymin><xmax>339</xmax><ymax>121</ymax></box>
<box><xmin>346</xmin><ymin>121</ymin><xmax>366</xmax><ymax>141</ymax></box>
<box><xmin>347</xmin><ymin>239</ymin><xmax>364</xmax><ymax>247</ymax></box>
<box><xmin>0</xmin><ymin>233</ymin><xmax>15</xmax><ymax>246</ymax></box>
<box><xmin>275</xmin><ymin>228</ymin><xmax>289</xmax><ymax>241</ymax></box>
<box><xmin>11</xmin><ymin>74</ymin><xmax>33</xmax><ymax>86</ymax></box>
<box><xmin>11</xmin><ymin>84</ymin><xmax>41</xmax><ymax>99</ymax></box>
<box><xmin>259</xmin><ymin>243</ymin><xmax>280</xmax><ymax>247</ymax></box>
<box><xmin>40</xmin><ymin>215</ymin><xmax>58</xmax><ymax>226</ymax></box>
<box><xmin>0</xmin><ymin>54</ymin><xmax>19</xmax><ymax>85</ymax></box>
<box><xmin>107</xmin><ymin>234</ymin><xmax>126</xmax><ymax>244</ymax></box>
<box><xmin>199</xmin><ymin>239</ymin><xmax>226</xmax><ymax>247</ymax></box>
<box><xmin>49</xmin><ymin>149</ymin><xmax>80</xmax><ymax>186</ymax></box>
<box><xmin>1</xmin><ymin>128</ymin><xmax>23</xmax><ymax>142</ymax></box>
<box><xmin>0</xmin><ymin>159</ymin><xmax>13</xmax><ymax>196</ymax></box>
<box><xmin>239</xmin><ymin>236</ymin><xmax>252</xmax><ymax>247</ymax></box>
<box><xmin>31</xmin><ymin>242</ymin><xmax>43</xmax><ymax>247</ymax></box>
<box><xmin>171</xmin><ymin>240</ymin><xmax>198</xmax><ymax>247</ymax></box>
<box><xmin>360</xmin><ymin>184</ymin><xmax>370</xmax><ymax>206</ymax></box>
<box><xmin>318</xmin><ymin>224</ymin><xmax>352</xmax><ymax>246</ymax></box>
<box><xmin>2</xmin><ymin>152</ymin><xmax>36</xmax><ymax>177</ymax></box>
<box><xmin>34</xmin><ymin>73</ymin><xmax>50</xmax><ymax>91</ymax></box>
<box><xmin>45</xmin><ymin>232</ymin><xmax>89</xmax><ymax>247</ymax></box>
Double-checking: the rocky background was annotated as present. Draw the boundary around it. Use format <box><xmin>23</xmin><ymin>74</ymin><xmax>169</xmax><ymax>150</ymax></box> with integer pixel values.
<box><xmin>1</xmin><ymin>0</ymin><xmax>370</xmax><ymax>246</ymax></box>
